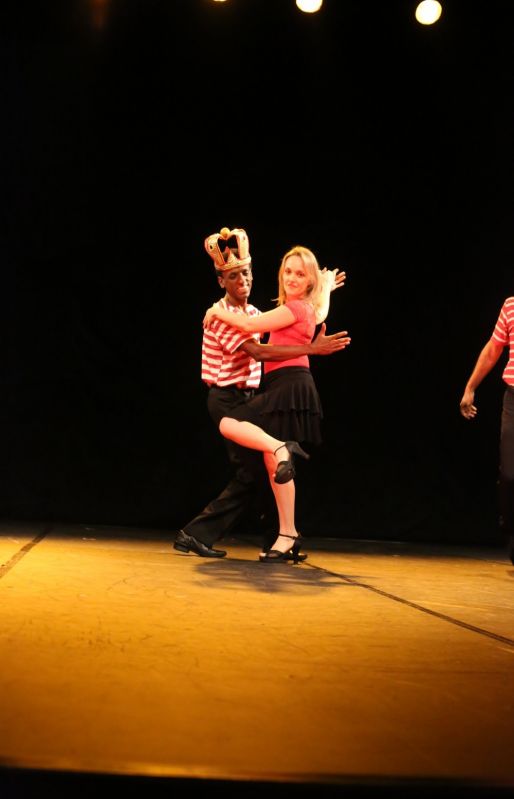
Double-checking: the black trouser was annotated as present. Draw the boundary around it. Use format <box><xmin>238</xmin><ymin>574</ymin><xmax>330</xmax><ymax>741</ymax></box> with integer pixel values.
<box><xmin>182</xmin><ymin>386</ymin><xmax>273</xmax><ymax>547</ymax></box>
<box><xmin>498</xmin><ymin>386</ymin><xmax>514</xmax><ymax>536</ymax></box>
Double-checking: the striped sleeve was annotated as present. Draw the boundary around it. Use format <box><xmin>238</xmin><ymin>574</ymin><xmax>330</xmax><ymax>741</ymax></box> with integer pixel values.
<box><xmin>492</xmin><ymin>298</ymin><xmax>514</xmax><ymax>347</ymax></box>
<box><xmin>491</xmin><ymin>298</ymin><xmax>514</xmax><ymax>386</ymax></box>
<box><xmin>214</xmin><ymin>319</ymin><xmax>254</xmax><ymax>354</ymax></box>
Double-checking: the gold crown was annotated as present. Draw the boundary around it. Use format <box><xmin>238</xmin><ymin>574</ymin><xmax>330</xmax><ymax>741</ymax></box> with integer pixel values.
<box><xmin>204</xmin><ymin>227</ymin><xmax>251</xmax><ymax>272</ymax></box>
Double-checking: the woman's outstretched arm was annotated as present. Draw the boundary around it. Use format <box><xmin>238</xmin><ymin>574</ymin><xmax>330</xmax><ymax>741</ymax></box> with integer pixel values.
<box><xmin>203</xmin><ymin>303</ymin><xmax>295</xmax><ymax>334</ymax></box>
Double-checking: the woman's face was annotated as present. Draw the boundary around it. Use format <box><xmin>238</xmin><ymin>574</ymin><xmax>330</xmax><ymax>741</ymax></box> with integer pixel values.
<box><xmin>282</xmin><ymin>255</ymin><xmax>311</xmax><ymax>300</ymax></box>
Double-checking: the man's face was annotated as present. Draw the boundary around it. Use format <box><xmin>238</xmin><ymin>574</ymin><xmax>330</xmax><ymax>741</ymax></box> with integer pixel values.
<box><xmin>218</xmin><ymin>264</ymin><xmax>253</xmax><ymax>306</ymax></box>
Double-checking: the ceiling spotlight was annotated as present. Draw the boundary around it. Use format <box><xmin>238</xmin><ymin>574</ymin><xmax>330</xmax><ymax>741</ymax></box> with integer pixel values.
<box><xmin>415</xmin><ymin>1</ymin><xmax>443</xmax><ymax>25</ymax></box>
<box><xmin>296</xmin><ymin>0</ymin><xmax>323</xmax><ymax>12</ymax></box>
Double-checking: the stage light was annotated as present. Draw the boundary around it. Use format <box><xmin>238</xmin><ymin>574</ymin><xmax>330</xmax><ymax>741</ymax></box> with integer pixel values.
<box><xmin>296</xmin><ymin>0</ymin><xmax>323</xmax><ymax>13</ymax></box>
<box><xmin>415</xmin><ymin>1</ymin><xmax>442</xmax><ymax>25</ymax></box>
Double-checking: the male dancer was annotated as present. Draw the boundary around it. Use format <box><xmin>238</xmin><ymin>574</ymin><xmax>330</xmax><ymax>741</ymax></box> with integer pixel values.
<box><xmin>174</xmin><ymin>227</ymin><xmax>350</xmax><ymax>558</ymax></box>
<box><xmin>460</xmin><ymin>295</ymin><xmax>514</xmax><ymax>564</ymax></box>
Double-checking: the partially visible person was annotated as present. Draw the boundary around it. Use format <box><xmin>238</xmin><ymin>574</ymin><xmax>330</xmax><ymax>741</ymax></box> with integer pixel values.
<box><xmin>203</xmin><ymin>243</ymin><xmax>348</xmax><ymax>562</ymax></box>
<box><xmin>460</xmin><ymin>296</ymin><xmax>514</xmax><ymax>564</ymax></box>
<box><xmin>174</xmin><ymin>227</ymin><xmax>350</xmax><ymax>559</ymax></box>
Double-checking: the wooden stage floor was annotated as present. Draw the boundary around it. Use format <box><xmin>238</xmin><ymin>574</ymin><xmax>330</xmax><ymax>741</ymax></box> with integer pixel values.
<box><xmin>0</xmin><ymin>521</ymin><xmax>513</xmax><ymax>798</ymax></box>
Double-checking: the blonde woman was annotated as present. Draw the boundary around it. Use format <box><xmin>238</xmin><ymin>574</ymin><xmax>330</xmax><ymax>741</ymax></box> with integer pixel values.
<box><xmin>203</xmin><ymin>245</ymin><xmax>348</xmax><ymax>562</ymax></box>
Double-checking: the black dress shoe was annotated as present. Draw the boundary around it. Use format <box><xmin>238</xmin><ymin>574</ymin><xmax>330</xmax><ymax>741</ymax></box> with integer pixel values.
<box><xmin>173</xmin><ymin>530</ymin><xmax>227</xmax><ymax>558</ymax></box>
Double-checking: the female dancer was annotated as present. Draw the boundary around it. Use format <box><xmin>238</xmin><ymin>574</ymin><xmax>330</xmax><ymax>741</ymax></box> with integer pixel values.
<box><xmin>203</xmin><ymin>244</ymin><xmax>347</xmax><ymax>562</ymax></box>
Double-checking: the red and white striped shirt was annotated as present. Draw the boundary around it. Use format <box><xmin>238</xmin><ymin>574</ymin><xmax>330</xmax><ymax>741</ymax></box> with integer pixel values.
<box><xmin>492</xmin><ymin>297</ymin><xmax>514</xmax><ymax>386</ymax></box>
<box><xmin>201</xmin><ymin>298</ymin><xmax>262</xmax><ymax>389</ymax></box>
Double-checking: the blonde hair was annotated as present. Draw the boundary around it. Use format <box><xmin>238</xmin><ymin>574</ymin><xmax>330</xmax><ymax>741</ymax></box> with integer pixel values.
<box><xmin>275</xmin><ymin>245</ymin><xmax>325</xmax><ymax>320</ymax></box>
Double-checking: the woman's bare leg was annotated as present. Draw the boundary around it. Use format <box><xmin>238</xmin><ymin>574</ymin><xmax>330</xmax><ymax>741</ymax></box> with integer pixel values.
<box><xmin>219</xmin><ymin>417</ymin><xmax>284</xmax><ymax>455</ymax></box>
<box><xmin>262</xmin><ymin>452</ymin><xmax>299</xmax><ymax>554</ymax></box>
<box><xmin>219</xmin><ymin>417</ymin><xmax>299</xmax><ymax>553</ymax></box>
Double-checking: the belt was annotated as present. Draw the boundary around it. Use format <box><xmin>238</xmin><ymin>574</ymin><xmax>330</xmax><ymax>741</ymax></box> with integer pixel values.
<box><xmin>209</xmin><ymin>384</ymin><xmax>254</xmax><ymax>394</ymax></box>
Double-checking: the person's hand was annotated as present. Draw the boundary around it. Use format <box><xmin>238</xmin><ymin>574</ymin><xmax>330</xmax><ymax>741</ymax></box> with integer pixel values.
<box><xmin>332</xmin><ymin>268</ymin><xmax>346</xmax><ymax>291</ymax></box>
<box><xmin>203</xmin><ymin>303</ymin><xmax>220</xmax><ymax>329</ymax></box>
<box><xmin>460</xmin><ymin>388</ymin><xmax>477</xmax><ymax>419</ymax></box>
<box><xmin>311</xmin><ymin>322</ymin><xmax>351</xmax><ymax>355</ymax></box>
<box><xmin>321</xmin><ymin>267</ymin><xmax>346</xmax><ymax>291</ymax></box>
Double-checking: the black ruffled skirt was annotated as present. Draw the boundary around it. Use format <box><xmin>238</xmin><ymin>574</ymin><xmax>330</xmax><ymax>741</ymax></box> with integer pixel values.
<box><xmin>231</xmin><ymin>366</ymin><xmax>323</xmax><ymax>446</ymax></box>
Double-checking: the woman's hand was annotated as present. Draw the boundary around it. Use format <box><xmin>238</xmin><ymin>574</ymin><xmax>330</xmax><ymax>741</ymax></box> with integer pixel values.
<box><xmin>320</xmin><ymin>267</ymin><xmax>346</xmax><ymax>292</ymax></box>
<box><xmin>333</xmin><ymin>269</ymin><xmax>346</xmax><ymax>290</ymax></box>
<box><xmin>203</xmin><ymin>303</ymin><xmax>220</xmax><ymax>329</ymax></box>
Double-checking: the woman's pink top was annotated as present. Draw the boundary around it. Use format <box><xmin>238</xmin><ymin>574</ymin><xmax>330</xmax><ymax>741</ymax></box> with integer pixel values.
<box><xmin>264</xmin><ymin>299</ymin><xmax>316</xmax><ymax>374</ymax></box>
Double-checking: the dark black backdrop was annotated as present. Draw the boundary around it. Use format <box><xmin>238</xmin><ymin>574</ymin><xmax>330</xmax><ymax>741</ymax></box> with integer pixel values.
<box><xmin>2</xmin><ymin>0</ymin><xmax>514</xmax><ymax>544</ymax></box>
